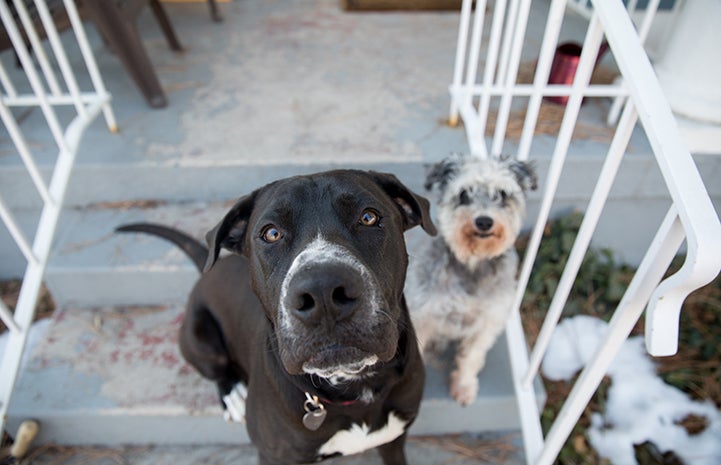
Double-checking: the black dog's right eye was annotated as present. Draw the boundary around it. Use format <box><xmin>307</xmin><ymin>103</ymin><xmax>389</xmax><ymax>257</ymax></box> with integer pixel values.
<box><xmin>459</xmin><ymin>190</ymin><xmax>471</xmax><ymax>206</ymax></box>
<box><xmin>359</xmin><ymin>209</ymin><xmax>380</xmax><ymax>227</ymax></box>
<box><xmin>261</xmin><ymin>225</ymin><xmax>282</xmax><ymax>243</ymax></box>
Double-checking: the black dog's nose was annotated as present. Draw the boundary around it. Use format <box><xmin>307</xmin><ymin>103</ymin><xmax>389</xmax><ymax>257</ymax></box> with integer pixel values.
<box><xmin>286</xmin><ymin>264</ymin><xmax>362</xmax><ymax>324</ymax></box>
<box><xmin>474</xmin><ymin>216</ymin><xmax>494</xmax><ymax>232</ymax></box>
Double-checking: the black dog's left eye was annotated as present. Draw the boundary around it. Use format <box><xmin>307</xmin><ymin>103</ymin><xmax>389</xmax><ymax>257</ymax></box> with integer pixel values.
<box><xmin>359</xmin><ymin>209</ymin><xmax>379</xmax><ymax>227</ymax></box>
<box><xmin>261</xmin><ymin>225</ymin><xmax>282</xmax><ymax>243</ymax></box>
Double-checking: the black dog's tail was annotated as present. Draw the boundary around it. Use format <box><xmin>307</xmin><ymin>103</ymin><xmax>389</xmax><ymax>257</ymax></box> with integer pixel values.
<box><xmin>116</xmin><ymin>223</ymin><xmax>207</xmax><ymax>272</ymax></box>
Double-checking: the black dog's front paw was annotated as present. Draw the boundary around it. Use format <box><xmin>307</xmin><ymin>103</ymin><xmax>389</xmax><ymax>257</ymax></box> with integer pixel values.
<box><xmin>220</xmin><ymin>383</ymin><xmax>247</xmax><ymax>423</ymax></box>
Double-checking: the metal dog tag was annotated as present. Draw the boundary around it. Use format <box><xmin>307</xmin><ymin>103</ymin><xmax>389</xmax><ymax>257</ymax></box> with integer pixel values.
<box><xmin>302</xmin><ymin>393</ymin><xmax>327</xmax><ymax>431</ymax></box>
<box><xmin>302</xmin><ymin>408</ymin><xmax>327</xmax><ymax>431</ymax></box>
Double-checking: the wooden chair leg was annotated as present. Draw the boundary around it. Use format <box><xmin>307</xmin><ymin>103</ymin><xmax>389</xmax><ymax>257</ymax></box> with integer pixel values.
<box><xmin>207</xmin><ymin>0</ymin><xmax>222</xmax><ymax>22</ymax></box>
<box><xmin>82</xmin><ymin>0</ymin><xmax>167</xmax><ymax>108</ymax></box>
<box><xmin>148</xmin><ymin>0</ymin><xmax>184</xmax><ymax>51</ymax></box>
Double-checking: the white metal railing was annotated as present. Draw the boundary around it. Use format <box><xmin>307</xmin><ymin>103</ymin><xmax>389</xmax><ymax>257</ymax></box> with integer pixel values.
<box><xmin>449</xmin><ymin>0</ymin><xmax>721</xmax><ymax>464</ymax></box>
<box><xmin>0</xmin><ymin>0</ymin><xmax>116</xmax><ymax>436</ymax></box>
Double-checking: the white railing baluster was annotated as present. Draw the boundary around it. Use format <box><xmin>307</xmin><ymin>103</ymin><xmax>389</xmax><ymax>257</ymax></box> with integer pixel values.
<box><xmin>637</xmin><ymin>0</ymin><xmax>661</xmax><ymax>41</ymax></box>
<box><xmin>448</xmin><ymin>0</ymin><xmax>473</xmax><ymax>127</ymax></box>
<box><xmin>506</xmin><ymin>305</ymin><xmax>544</xmax><ymax>463</ymax></box>
<box><xmin>606</xmin><ymin>0</ymin><xmax>660</xmax><ymax>126</ymax></box>
<box><xmin>0</xmin><ymin>62</ymin><xmax>18</xmax><ymax>97</ymax></box>
<box><xmin>0</xmin><ymin>97</ymin><xmax>53</xmax><ymax>205</ymax></box>
<box><xmin>32</xmin><ymin>0</ymin><xmax>86</xmax><ymax>117</ymax></box>
<box><xmin>0</xmin><ymin>299</ymin><xmax>22</xmax><ymax>334</ymax></box>
<box><xmin>62</xmin><ymin>0</ymin><xmax>117</xmax><ymax>131</ymax></box>
<box><xmin>11</xmin><ymin>0</ymin><xmax>62</xmax><ymax>96</ymax></box>
<box><xmin>491</xmin><ymin>0</ymin><xmax>531</xmax><ymax>157</ymax></box>
<box><xmin>523</xmin><ymin>100</ymin><xmax>638</xmax><ymax>388</ymax></box>
<box><xmin>516</xmin><ymin>0</ymin><xmax>566</xmax><ymax>161</ymax></box>
<box><xmin>0</xmin><ymin>2</ymin><xmax>67</xmax><ymax>154</ymax></box>
<box><xmin>475</xmin><ymin>0</ymin><xmax>508</xmax><ymax>158</ymax></box>
<box><xmin>512</xmin><ymin>13</ymin><xmax>605</xmax><ymax>334</ymax></box>
<box><xmin>0</xmin><ymin>197</ymin><xmax>38</xmax><ymax>266</ymax></box>
<box><xmin>464</xmin><ymin>0</ymin><xmax>487</xmax><ymax>158</ymax></box>
<box><xmin>463</xmin><ymin>0</ymin><xmax>485</xmax><ymax>106</ymax></box>
<box><xmin>496</xmin><ymin>0</ymin><xmax>519</xmax><ymax>88</ymax></box>
<box><xmin>462</xmin><ymin>0</ymin><xmax>487</xmax><ymax>158</ymax></box>
<box><xmin>626</xmin><ymin>0</ymin><xmax>639</xmax><ymax>16</ymax></box>
<box><xmin>566</xmin><ymin>0</ymin><xmax>592</xmax><ymax>20</ymax></box>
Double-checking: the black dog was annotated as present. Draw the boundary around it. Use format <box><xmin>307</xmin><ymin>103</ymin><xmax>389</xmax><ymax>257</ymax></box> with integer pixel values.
<box><xmin>118</xmin><ymin>170</ymin><xmax>436</xmax><ymax>465</ymax></box>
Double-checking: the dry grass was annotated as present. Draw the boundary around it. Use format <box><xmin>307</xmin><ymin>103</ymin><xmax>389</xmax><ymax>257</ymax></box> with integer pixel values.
<box><xmin>474</xmin><ymin>61</ymin><xmax>620</xmax><ymax>143</ymax></box>
<box><xmin>485</xmin><ymin>101</ymin><xmax>616</xmax><ymax>143</ymax></box>
<box><xmin>0</xmin><ymin>280</ymin><xmax>55</xmax><ymax>333</ymax></box>
<box><xmin>411</xmin><ymin>433</ymin><xmax>519</xmax><ymax>464</ymax></box>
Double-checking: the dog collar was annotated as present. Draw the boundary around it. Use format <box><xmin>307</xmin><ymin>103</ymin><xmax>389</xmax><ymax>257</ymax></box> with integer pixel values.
<box><xmin>324</xmin><ymin>397</ymin><xmax>360</xmax><ymax>406</ymax></box>
<box><xmin>308</xmin><ymin>391</ymin><xmax>362</xmax><ymax>408</ymax></box>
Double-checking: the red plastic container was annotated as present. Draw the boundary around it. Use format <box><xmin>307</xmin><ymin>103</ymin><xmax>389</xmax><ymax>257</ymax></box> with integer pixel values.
<box><xmin>546</xmin><ymin>42</ymin><xmax>583</xmax><ymax>105</ymax></box>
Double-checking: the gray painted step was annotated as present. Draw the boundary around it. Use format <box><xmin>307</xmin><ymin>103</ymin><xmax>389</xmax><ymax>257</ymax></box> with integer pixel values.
<box><xmin>6</xmin><ymin>305</ymin><xmax>543</xmax><ymax>445</ymax></box>
<box><xmin>3</xmin><ymin>154</ymin><xmax>720</xmax><ymax>285</ymax></box>
<box><xmin>29</xmin><ymin>155</ymin><xmax>718</xmax><ymax>308</ymax></box>
<box><xmin>36</xmin><ymin>197</ymin><xmax>666</xmax><ymax>308</ymax></box>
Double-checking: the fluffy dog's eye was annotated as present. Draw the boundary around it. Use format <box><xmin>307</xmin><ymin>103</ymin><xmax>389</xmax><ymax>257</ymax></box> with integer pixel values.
<box><xmin>261</xmin><ymin>225</ymin><xmax>282</xmax><ymax>243</ymax></box>
<box><xmin>490</xmin><ymin>189</ymin><xmax>507</xmax><ymax>203</ymax></box>
<box><xmin>459</xmin><ymin>190</ymin><xmax>471</xmax><ymax>206</ymax></box>
<box><xmin>359</xmin><ymin>209</ymin><xmax>379</xmax><ymax>226</ymax></box>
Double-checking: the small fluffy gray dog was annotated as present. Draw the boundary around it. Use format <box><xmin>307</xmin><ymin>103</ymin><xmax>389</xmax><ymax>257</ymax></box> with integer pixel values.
<box><xmin>406</xmin><ymin>154</ymin><xmax>537</xmax><ymax>405</ymax></box>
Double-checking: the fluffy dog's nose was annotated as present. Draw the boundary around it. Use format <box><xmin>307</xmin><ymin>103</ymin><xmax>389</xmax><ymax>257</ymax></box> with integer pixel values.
<box><xmin>474</xmin><ymin>216</ymin><xmax>494</xmax><ymax>232</ymax></box>
<box><xmin>286</xmin><ymin>264</ymin><xmax>362</xmax><ymax>324</ymax></box>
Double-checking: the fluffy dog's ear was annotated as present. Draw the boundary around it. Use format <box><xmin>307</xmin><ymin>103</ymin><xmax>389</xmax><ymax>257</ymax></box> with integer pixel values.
<box><xmin>508</xmin><ymin>159</ymin><xmax>538</xmax><ymax>192</ymax></box>
<box><xmin>204</xmin><ymin>190</ymin><xmax>259</xmax><ymax>272</ymax></box>
<box><xmin>368</xmin><ymin>171</ymin><xmax>437</xmax><ymax>236</ymax></box>
<box><xmin>424</xmin><ymin>153</ymin><xmax>464</xmax><ymax>192</ymax></box>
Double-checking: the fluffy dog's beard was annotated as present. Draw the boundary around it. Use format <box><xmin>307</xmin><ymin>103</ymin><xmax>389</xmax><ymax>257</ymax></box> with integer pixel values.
<box><xmin>459</xmin><ymin>222</ymin><xmax>508</xmax><ymax>255</ymax></box>
<box><xmin>440</xmin><ymin>213</ymin><xmax>517</xmax><ymax>269</ymax></box>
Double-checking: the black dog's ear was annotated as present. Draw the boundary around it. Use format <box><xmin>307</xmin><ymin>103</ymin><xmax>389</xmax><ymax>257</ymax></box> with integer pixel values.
<box><xmin>507</xmin><ymin>159</ymin><xmax>538</xmax><ymax>192</ymax></box>
<box><xmin>204</xmin><ymin>190</ymin><xmax>259</xmax><ymax>272</ymax></box>
<box><xmin>367</xmin><ymin>171</ymin><xmax>437</xmax><ymax>236</ymax></box>
<box><xmin>424</xmin><ymin>153</ymin><xmax>464</xmax><ymax>192</ymax></box>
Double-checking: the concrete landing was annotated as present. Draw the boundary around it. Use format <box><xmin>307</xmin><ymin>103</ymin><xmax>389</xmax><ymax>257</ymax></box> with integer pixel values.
<box><xmin>6</xmin><ymin>304</ymin><xmax>540</xmax><ymax>445</ymax></box>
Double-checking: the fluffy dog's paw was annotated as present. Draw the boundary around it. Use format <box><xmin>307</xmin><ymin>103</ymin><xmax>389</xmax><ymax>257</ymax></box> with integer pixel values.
<box><xmin>450</xmin><ymin>370</ymin><xmax>478</xmax><ymax>406</ymax></box>
<box><xmin>222</xmin><ymin>383</ymin><xmax>248</xmax><ymax>423</ymax></box>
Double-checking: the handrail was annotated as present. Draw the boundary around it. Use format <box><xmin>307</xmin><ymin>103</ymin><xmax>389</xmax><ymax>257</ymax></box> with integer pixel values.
<box><xmin>0</xmin><ymin>0</ymin><xmax>116</xmax><ymax>436</ymax></box>
<box><xmin>448</xmin><ymin>0</ymin><xmax>721</xmax><ymax>464</ymax></box>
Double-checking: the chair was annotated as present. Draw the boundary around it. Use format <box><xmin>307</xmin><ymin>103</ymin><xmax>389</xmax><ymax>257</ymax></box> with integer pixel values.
<box><xmin>0</xmin><ymin>0</ymin><xmax>208</xmax><ymax>108</ymax></box>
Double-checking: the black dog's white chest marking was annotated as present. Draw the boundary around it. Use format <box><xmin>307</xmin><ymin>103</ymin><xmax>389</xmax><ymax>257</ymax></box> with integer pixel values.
<box><xmin>317</xmin><ymin>412</ymin><xmax>407</xmax><ymax>456</ymax></box>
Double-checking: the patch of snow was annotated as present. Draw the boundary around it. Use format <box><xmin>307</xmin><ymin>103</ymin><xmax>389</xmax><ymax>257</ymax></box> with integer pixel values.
<box><xmin>542</xmin><ymin>315</ymin><xmax>721</xmax><ymax>465</ymax></box>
